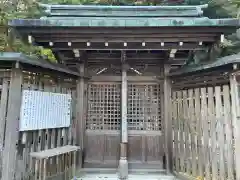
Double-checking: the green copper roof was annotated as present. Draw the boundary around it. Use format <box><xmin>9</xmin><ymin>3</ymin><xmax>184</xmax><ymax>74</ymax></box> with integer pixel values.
<box><xmin>9</xmin><ymin>4</ymin><xmax>240</xmax><ymax>28</ymax></box>
<box><xmin>0</xmin><ymin>52</ymin><xmax>79</xmax><ymax>76</ymax></box>
<box><xmin>169</xmin><ymin>53</ymin><xmax>240</xmax><ymax>76</ymax></box>
<box><xmin>9</xmin><ymin>17</ymin><xmax>240</xmax><ymax>27</ymax></box>
<box><xmin>39</xmin><ymin>4</ymin><xmax>208</xmax><ymax>17</ymax></box>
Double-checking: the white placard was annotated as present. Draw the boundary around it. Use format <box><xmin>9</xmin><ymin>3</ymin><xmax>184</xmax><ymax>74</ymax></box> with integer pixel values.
<box><xmin>19</xmin><ymin>90</ymin><xmax>72</xmax><ymax>131</ymax></box>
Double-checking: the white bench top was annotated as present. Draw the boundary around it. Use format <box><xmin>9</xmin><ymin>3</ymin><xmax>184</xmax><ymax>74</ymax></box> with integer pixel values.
<box><xmin>30</xmin><ymin>145</ymin><xmax>80</xmax><ymax>159</ymax></box>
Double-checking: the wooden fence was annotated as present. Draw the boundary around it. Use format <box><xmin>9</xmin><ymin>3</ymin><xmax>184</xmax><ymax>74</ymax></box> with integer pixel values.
<box><xmin>0</xmin><ymin>69</ymin><xmax>77</xmax><ymax>180</ymax></box>
<box><xmin>171</xmin><ymin>71</ymin><xmax>239</xmax><ymax>180</ymax></box>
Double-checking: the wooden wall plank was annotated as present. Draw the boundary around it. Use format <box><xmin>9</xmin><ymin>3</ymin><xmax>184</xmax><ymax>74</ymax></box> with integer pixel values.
<box><xmin>85</xmin><ymin>134</ymin><xmax>104</xmax><ymax>163</ymax></box>
<box><xmin>1</xmin><ymin>68</ymin><xmax>23</xmax><ymax>180</ymax></box>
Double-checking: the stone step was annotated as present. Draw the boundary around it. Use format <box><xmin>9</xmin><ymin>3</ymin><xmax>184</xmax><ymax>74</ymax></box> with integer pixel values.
<box><xmin>79</xmin><ymin>168</ymin><xmax>167</xmax><ymax>174</ymax></box>
<box><xmin>75</xmin><ymin>173</ymin><xmax>177</xmax><ymax>180</ymax></box>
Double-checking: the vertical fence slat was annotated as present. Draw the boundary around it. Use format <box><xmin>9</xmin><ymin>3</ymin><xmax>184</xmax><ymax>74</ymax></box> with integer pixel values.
<box><xmin>188</xmin><ymin>89</ymin><xmax>196</xmax><ymax>176</ymax></box>
<box><xmin>56</xmin><ymin>83</ymin><xmax>62</xmax><ymax>174</ymax></box>
<box><xmin>194</xmin><ymin>88</ymin><xmax>202</xmax><ymax>177</ymax></box>
<box><xmin>182</xmin><ymin>90</ymin><xmax>189</xmax><ymax>174</ymax></box>
<box><xmin>223</xmin><ymin>85</ymin><xmax>234</xmax><ymax>179</ymax></box>
<box><xmin>207</xmin><ymin>86</ymin><xmax>218</xmax><ymax>180</ymax></box>
<box><xmin>215</xmin><ymin>86</ymin><xmax>225</xmax><ymax>180</ymax></box>
<box><xmin>177</xmin><ymin>91</ymin><xmax>184</xmax><ymax>172</ymax></box>
<box><xmin>172</xmin><ymin>91</ymin><xmax>179</xmax><ymax>172</ymax></box>
<box><xmin>43</xmin><ymin>85</ymin><xmax>51</xmax><ymax>152</ymax></box>
<box><xmin>67</xmin><ymin>87</ymin><xmax>73</xmax><ymax>145</ymax></box>
<box><xmin>176</xmin><ymin>91</ymin><xmax>181</xmax><ymax>172</ymax></box>
<box><xmin>200</xmin><ymin>88</ymin><xmax>210</xmax><ymax>180</ymax></box>
<box><xmin>230</xmin><ymin>74</ymin><xmax>240</xmax><ymax>180</ymax></box>
<box><xmin>51</xmin><ymin>85</ymin><xmax>57</xmax><ymax>175</ymax></box>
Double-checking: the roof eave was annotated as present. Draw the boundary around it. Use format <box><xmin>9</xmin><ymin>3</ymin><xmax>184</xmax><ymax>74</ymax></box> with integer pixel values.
<box><xmin>0</xmin><ymin>52</ymin><xmax>80</xmax><ymax>77</ymax></box>
<box><xmin>9</xmin><ymin>18</ymin><xmax>240</xmax><ymax>28</ymax></box>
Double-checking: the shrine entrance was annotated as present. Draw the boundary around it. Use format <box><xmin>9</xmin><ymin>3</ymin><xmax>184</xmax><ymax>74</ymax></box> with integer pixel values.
<box><xmin>9</xmin><ymin>3</ymin><xmax>240</xmax><ymax>179</ymax></box>
<box><xmin>85</xmin><ymin>81</ymin><xmax>164</xmax><ymax>169</ymax></box>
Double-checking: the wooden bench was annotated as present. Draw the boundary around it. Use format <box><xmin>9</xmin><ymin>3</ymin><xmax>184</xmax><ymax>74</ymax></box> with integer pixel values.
<box><xmin>30</xmin><ymin>145</ymin><xmax>80</xmax><ymax>180</ymax></box>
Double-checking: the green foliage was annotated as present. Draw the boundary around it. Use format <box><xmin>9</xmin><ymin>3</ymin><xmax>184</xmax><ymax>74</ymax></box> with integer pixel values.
<box><xmin>0</xmin><ymin>0</ymin><xmax>56</xmax><ymax>62</ymax></box>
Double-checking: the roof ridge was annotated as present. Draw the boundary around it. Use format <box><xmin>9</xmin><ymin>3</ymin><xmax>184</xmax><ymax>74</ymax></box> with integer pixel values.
<box><xmin>39</xmin><ymin>3</ymin><xmax>208</xmax><ymax>9</ymax></box>
<box><xmin>38</xmin><ymin>3</ymin><xmax>208</xmax><ymax>18</ymax></box>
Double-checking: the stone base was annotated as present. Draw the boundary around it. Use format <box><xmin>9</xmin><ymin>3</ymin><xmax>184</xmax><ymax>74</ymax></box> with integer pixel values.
<box><xmin>118</xmin><ymin>158</ymin><xmax>128</xmax><ymax>179</ymax></box>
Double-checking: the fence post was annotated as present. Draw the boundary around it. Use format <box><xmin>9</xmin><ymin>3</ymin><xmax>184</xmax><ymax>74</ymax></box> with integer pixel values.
<box><xmin>1</xmin><ymin>65</ymin><xmax>23</xmax><ymax>180</ymax></box>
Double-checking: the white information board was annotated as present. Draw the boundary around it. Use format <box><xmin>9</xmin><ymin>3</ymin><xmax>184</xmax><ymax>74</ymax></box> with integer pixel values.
<box><xmin>19</xmin><ymin>90</ymin><xmax>72</xmax><ymax>131</ymax></box>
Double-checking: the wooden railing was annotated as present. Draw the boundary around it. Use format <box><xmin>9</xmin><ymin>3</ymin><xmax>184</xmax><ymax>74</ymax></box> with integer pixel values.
<box><xmin>30</xmin><ymin>145</ymin><xmax>80</xmax><ymax>180</ymax></box>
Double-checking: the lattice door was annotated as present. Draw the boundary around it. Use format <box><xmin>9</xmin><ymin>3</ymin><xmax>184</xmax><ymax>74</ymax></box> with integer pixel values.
<box><xmin>127</xmin><ymin>84</ymin><xmax>162</xmax><ymax>131</ymax></box>
<box><xmin>86</xmin><ymin>82</ymin><xmax>163</xmax><ymax>167</ymax></box>
<box><xmin>87</xmin><ymin>83</ymin><xmax>121</xmax><ymax>130</ymax></box>
<box><xmin>87</xmin><ymin>83</ymin><xmax>161</xmax><ymax>131</ymax></box>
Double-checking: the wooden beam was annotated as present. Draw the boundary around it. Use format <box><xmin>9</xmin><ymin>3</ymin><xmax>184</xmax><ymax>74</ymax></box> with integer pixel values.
<box><xmin>163</xmin><ymin>64</ymin><xmax>172</xmax><ymax>173</ymax></box>
<box><xmin>19</xmin><ymin>26</ymin><xmax>233</xmax><ymax>35</ymax></box>
<box><xmin>35</xmin><ymin>36</ymin><xmax>216</xmax><ymax>43</ymax></box>
<box><xmin>76</xmin><ymin>62</ymin><xmax>86</xmax><ymax>168</ymax></box>
<box><xmin>40</xmin><ymin>42</ymin><xmax>207</xmax><ymax>51</ymax></box>
<box><xmin>32</xmin><ymin>33</ymin><xmax>218</xmax><ymax>39</ymax></box>
<box><xmin>90</xmin><ymin>75</ymin><xmax>163</xmax><ymax>82</ymax></box>
<box><xmin>1</xmin><ymin>67</ymin><xmax>23</xmax><ymax>180</ymax></box>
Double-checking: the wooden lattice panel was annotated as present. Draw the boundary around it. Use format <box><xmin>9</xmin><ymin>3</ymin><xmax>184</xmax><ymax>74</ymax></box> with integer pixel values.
<box><xmin>127</xmin><ymin>84</ymin><xmax>161</xmax><ymax>131</ymax></box>
<box><xmin>87</xmin><ymin>83</ymin><xmax>121</xmax><ymax>130</ymax></box>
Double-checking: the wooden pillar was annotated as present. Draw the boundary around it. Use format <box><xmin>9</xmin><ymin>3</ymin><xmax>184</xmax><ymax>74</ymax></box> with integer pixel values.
<box><xmin>230</xmin><ymin>71</ymin><xmax>240</xmax><ymax>180</ymax></box>
<box><xmin>0</xmin><ymin>78</ymin><xmax>9</xmax><ymax>160</ymax></box>
<box><xmin>76</xmin><ymin>62</ymin><xmax>86</xmax><ymax>168</ymax></box>
<box><xmin>163</xmin><ymin>64</ymin><xmax>172</xmax><ymax>173</ymax></box>
<box><xmin>1</xmin><ymin>66</ymin><xmax>23</xmax><ymax>180</ymax></box>
<box><xmin>119</xmin><ymin>51</ymin><xmax>128</xmax><ymax>179</ymax></box>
